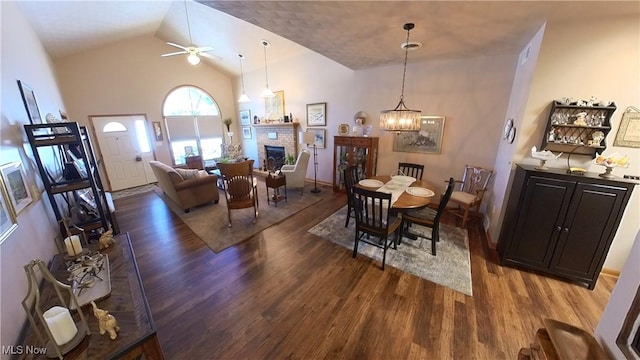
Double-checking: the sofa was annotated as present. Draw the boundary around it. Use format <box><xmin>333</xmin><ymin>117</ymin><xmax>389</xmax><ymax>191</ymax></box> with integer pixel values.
<box><xmin>149</xmin><ymin>160</ymin><xmax>219</xmax><ymax>212</ymax></box>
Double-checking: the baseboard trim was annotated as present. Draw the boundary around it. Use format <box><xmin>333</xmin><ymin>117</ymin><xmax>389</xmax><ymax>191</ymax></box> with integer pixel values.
<box><xmin>600</xmin><ymin>268</ymin><xmax>620</xmax><ymax>279</ymax></box>
<box><xmin>485</xmin><ymin>229</ymin><xmax>497</xmax><ymax>250</ymax></box>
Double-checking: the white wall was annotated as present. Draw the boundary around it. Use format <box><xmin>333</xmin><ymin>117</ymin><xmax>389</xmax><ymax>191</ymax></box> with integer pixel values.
<box><xmin>0</xmin><ymin>1</ymin><xmax>65</xmax><ymax>354</ymax></box>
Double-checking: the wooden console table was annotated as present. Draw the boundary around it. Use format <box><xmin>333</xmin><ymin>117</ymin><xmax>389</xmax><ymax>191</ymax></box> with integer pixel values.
<box><xmin>19</xmin><ymin>233</ymin><xmax>164</xmax><ymax>359</ymax></box>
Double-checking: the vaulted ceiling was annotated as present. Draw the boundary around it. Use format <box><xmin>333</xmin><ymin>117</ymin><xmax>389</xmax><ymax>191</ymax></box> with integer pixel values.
<box><xmin>14</xmin><ymin>1</ymin><xmax>639</xmax><ymax>76</ymax></box>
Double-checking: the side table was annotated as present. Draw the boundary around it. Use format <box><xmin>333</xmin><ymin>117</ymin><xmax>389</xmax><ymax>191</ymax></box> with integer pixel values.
<box><xmin>266</xmin><ymin>173</ymin><xmax>287</xmax><ymax>207</ymax></box>
<box><xmin>18</xmin><ymin>233</ymin><xmax>164</xmax><ymax>360</ymax></box>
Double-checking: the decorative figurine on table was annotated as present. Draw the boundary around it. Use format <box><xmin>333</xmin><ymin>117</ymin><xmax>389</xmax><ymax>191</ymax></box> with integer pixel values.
<box><xmin>531</xmin><ymin>146</ymin><xmax>562</xmax><ymax>170</ymax></box>
<box><xmin>99</xmin><ymin>229</ymin><xmax>115</xmax><ymax>249</ymax></box>
<box><xmin>91</xmin><ymin>301</ymin><xmax>119</xmax><ymax>340</ymax></box>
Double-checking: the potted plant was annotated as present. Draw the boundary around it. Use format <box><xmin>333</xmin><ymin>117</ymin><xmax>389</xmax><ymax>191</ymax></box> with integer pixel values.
<box><xmin>285</xmin><ymin>154</ymin><xmax>296</xmax><ymax>165</ymax></box>
<box><xmin>223</xmin><ymin>118</ymin><xmax>232</xmax><ymax>132</ymax></box>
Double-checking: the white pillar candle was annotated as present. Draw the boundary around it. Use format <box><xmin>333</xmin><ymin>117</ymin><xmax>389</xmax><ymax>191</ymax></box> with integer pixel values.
<box><xmin>43</xmin><ymin>306</ymin><xmax>78</xmax><ymax>345</ymax></box>
<box><xmin>64</xmin><ymin>235</ymin><xmax>82</xmax><ymax>256</ymax></box>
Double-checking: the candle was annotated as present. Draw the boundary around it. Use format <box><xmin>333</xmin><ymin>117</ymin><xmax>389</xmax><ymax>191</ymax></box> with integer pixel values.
<box><xmin>43</xmin><ymin>306</ymin><xmax>78</xmax><ymax>345</ymax></box>
<box><xmin>64</xmin><ymin>235</ymin><xmax>82</xmax><ymax>256</ymax></box>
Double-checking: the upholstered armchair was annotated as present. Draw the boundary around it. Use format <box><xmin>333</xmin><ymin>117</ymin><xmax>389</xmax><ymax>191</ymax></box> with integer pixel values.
<box><xmin>279</xmin><ymin>149</ymin><xmax>310</xmax><ymax>194</ymax></box>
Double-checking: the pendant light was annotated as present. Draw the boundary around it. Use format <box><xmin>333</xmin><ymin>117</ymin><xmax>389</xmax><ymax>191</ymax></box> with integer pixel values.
<box><xmin>237</xmin><ymin>53</ymin><xmax>251</xmax><ymax>103</ymax></box>
<box><xmin>260</xmin><ymin>40</ymin><xmax>275</xmax><ymax>98</ymax></box>
<box><xmin>380</xmin><ymin>23</ymin><xmax>422</xmax><ymax>131</ymax></box>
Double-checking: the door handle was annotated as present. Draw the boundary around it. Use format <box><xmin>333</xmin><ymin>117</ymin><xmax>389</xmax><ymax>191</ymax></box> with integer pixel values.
<box><xmin>135</xmin><ymin>155</ymin><xmax>142</xmax><ymax>162</ymax></box>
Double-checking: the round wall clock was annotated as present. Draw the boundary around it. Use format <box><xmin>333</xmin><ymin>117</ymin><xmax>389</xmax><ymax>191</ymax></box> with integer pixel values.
<box><xmin>503</xmin><ymin>118</ymin><xmax>514</xmax><ymax>140</ymax></box>
<box><xmin>507</xmin><ymin>126</ymin><xmax>517</xmax><ymax>144</ymax></box>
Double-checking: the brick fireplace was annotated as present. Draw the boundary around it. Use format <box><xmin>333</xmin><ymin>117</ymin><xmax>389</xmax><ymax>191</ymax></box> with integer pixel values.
<box><xmin>254</xmin><ymin>123</ymin><xmax>300</xmax><ymax>170</ymax></box>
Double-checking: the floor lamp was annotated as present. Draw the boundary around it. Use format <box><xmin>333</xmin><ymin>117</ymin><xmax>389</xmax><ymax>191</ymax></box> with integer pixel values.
<box><xmin>303</xmin><ymin>131</ymin><xmax>321</xmax><ymax>193</ymax></box>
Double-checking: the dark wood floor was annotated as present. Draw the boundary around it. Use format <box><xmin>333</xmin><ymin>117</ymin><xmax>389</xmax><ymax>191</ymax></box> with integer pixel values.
<box><xmin>114</xmin><ymin>182</ymin><xmax>615</xmax><ymax>359</ymax></box>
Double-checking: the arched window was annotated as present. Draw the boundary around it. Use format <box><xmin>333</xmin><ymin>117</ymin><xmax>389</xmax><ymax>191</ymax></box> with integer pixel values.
<box><xmin>163</xmin><ymin>86</ymin><xmax>223</xmax><ymax>165</ymax></box>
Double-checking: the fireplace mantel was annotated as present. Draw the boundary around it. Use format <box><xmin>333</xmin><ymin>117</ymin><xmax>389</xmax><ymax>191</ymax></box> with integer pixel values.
<box><xmin>253</xmin><ymin>122</ymin><xmax>300</xmax><ymax>129</ymax></box>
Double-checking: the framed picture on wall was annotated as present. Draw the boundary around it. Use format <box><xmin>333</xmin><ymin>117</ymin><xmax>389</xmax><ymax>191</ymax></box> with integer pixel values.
<box><xmin>393</xmin><ymin>116</ymin><xmax>446</xmax><ymax>154</ymax></box>
<box><xmin>307</xmin><ymin>128</ymin><xmax>326</xmax><ymax>149</ymax></box>
<box><xmin>17</xmin><ymin>80</ymin><xmax>43</xmax><ymax>124</ymax></box>
<box><xmin>265</xmin><ymin>91</ymin><xmax>285</xmax><ymax>120</ymax></box>
<box><xmin>307</xmin><ymin>103</ymin><xmax>326</xmax><ymax>126</ymax></box>
<box><xmin>152</xmin><ymin>121</ymin><xmax>163</xmax><ymax>141</ymax></box>
<box><xmin>0</xmin><ymin>175</ymin><xmax>18</xmax><ymax>244</ymax></box>
<box><xmin>242</xmin><ymin>127</ymin><xmax>252</xmax><ymax>139</ymax></box>
<box><xmin>240</xmin><ymin>110</ymin><xmax>251</xmax><ymax>126</ymax></box>
<box><xmin>0</xmin><ymin>161</ymin><xmax>33</xmax><ymax>215</ymax></box>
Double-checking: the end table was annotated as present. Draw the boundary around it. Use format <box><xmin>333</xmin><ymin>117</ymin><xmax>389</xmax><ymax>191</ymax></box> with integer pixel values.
<box><xmin>266</xmin><ymin>173</ymin><xmax>287</xmax><ymax>207</ymax></box>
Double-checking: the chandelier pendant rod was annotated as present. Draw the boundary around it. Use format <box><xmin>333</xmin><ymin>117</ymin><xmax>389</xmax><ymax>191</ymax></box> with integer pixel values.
<box><xmin>184</xmin><ymin>0</ymin><xmax>194</xmax><ymax>45</ymax></box>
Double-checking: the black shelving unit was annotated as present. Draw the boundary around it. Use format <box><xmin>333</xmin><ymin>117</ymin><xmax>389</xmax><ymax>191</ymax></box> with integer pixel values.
<box><xmin>541</xmin><ymin>100</ymin><xmax>617</xmax><ymax>158</ymax></box>
<box><xmin>24</xmin><ymin>122</ymin><xmax>113</xmax><ymax>239</ymax></box>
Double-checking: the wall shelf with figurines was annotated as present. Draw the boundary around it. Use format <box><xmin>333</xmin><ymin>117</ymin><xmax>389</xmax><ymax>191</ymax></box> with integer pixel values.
<box><xmin>541</xmin><ymin>98</ymin><xmax>617</xmax><ymax>158</ymax></box>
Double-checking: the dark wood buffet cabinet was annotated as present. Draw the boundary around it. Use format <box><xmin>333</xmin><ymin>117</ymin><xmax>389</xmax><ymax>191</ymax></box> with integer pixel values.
<box><xmin>498</xmin><ymin>164</ymin><xmax>636</xmax><ymax>289</ymax></box>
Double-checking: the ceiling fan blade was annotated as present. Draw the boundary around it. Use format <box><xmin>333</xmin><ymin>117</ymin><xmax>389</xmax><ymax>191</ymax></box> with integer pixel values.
<box><xmin>200</xmin><ymin>52</ymin><xmax>222</xmax><ymax>60</ymax></box>
<box><xmin>161</xmin><ymin>51</ymin><xmax>188</xmax><ymax>57</ymax></box>
<box><xmin>195</xmin><ymin>46</ymin><xmax>214</xmax><ymax>53</ymax></box>
<box><xmin>166</xmin><ymin>42</ymin><xmax>188</xmax><ymax>51</ymax></box>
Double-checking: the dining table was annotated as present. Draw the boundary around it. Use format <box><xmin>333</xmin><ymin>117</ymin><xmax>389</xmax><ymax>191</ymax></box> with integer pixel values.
<box><xmin>355</xmin><ymin>175</ymin><xmax>436</xmax><ymax>210</ymax></box>
<box><xmin>356</xmin><ymin>175</ymin><xmax>437</xmax><ymax>241</ymax></box>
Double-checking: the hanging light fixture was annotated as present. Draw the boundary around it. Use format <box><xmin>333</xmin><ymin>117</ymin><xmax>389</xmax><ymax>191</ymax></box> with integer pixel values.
<box><xmin>237</xmin><ymin>53</ymin><xmax>251</xmax><ymax>103</ymax></box>
<box><xmin>380</xmin><ymin>23</ymin><xmax>422</xmax><ymax>131</ymax></box>
<box><xmin>260</xmin><ymin>40</ymin><xmax>275</xmax><ymax>98</ymax></box>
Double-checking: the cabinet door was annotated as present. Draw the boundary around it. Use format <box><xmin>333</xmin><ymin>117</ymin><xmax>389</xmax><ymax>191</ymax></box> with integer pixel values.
<box><xmin>549</xmin><ymin>182</ymin><xmax>628</xmax><ymax>281</ymax></box>
<box><xmin>504</xmin><ymin>176</ymin><xmax>575</xmax><ymax>270</ymax></box>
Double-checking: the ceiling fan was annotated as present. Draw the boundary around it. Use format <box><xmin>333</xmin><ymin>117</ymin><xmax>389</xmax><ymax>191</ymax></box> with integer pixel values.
<box><xmin>161</xmin><ymin>0</ymin><xmax>218</xmax><ymax>65</ymax></box>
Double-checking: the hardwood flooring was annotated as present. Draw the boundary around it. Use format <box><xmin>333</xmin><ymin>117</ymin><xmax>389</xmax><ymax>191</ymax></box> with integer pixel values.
<box><xmin>114</xmin><ymin>183</ymin><xmax>615</xmax><ymax>359</ymax></box>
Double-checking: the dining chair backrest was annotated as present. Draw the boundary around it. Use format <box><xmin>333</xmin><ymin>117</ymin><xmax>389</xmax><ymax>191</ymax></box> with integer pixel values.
<box><xmin>457</xmin><ymin>165</ymin><xmax>493</xmax><ymax>199</ymax></box>
<box><xmin>398</xmin><ymin>162</ymin><xmax>424</xmax><ymax>180</ymax></box>
<box><xmin>343</xmin><ymin>165</ymin><xmax>360</xmax><ymax>227</ymax></box>
<box><xmin>435</xmin><ymin>177</ymin><xmax>456</xmax><ymax>225</ymax></box>
<box><xmin>218</xmin><ymin>160</ymin><xmax>256</xmax><ymax>204</ymax></box>
<box><xmin>352</xmin><ymin>186</ymin><xmax>393</xmax><ymax>239</ymax></box>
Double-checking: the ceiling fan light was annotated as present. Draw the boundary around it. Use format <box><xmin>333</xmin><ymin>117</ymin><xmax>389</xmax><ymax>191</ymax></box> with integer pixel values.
<box><xmin>238</xmin><ymin>93</ymin><xmax>251</xmax><ymax>103</ymax></box>
<box><xmin>187</xmin><ymin>53</ymin><xmax>200</xmax><ymax>65</ymax></box>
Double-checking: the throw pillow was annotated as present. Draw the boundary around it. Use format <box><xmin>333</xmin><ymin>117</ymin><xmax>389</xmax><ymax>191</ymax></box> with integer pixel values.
<box><xmin>175</xmin><ymin>168</ymin><xmax>201</xmax><ymax>180</ymax></box>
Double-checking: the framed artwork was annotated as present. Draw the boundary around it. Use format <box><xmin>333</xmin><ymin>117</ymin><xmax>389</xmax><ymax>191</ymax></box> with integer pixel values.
<box><xmin>307</xmin><ymin>103</ymin><xmax>326</xmax><ymax>126</ymax></box>
<box><xmin>308</xmin><ymin>128</ymin><xmax>326</xmax><ymax>149</ymax></box>
<box><xmin>153</xmin><ymin>121</ymin><xmax>163</xmax><ymax>141</ymax></box>
<box><xmin>17</xmin><ymin>80</ymin><xmax>43</xmax><ymax>124</ymax></box>
<box><xmin>0</xmin><ymin>161</ymin><xmax>33</xmax><ymax>215</ymax></box>
<box><xmin>242</xmin><ymin>127</ymin><xmax>252</xmax><ymax>139</ymax></box>
<box><xmin>265</xmin><ymin>91</ymin><xmax>285</xmax><ymax>120</ymax></box>
<box><xmin>393</xmin><ymin>116</ymin><xmax>446</xmax><ymax>154</ymax></box>
<box><xmin>0</xmin><ymin>176</ymin><xmax>18</xmax><ymax>244</ymax></box>
<box><xmin>240</xmin><ymin>110</ymin><xmax>251</xmax><ymax>126</ymax></box>
<box><xmin>614</xmin><ymin>107</ymin><xmax>640</xmax><ymax>148</ymax></box>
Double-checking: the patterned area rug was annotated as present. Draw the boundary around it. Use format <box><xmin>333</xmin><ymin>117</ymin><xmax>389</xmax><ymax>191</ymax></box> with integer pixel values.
<box><xmin>309</xmin><ymin>206</ymin><xmax>473</xmax><ymax>295</ymax></box>
<box><xmin>154</xmin><ymin>180</ymin><xmax>322</xmax><ymax>253</ymax></box>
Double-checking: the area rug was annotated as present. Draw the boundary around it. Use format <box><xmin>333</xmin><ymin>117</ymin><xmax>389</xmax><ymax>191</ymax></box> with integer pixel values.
<box><xmin>309</xmin><ymin>206</ymin><xmax>472</xmax><ymax>296</ymax></box>
<box><xmin>154</xmin><ymin>181</ymin><xmax>322</xmax><ymax>253</ymax></box>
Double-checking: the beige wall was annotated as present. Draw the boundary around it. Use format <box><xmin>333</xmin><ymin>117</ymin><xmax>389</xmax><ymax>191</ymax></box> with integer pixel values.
<box><xmin>0</xmin><ymin>1</ymin><xmax>65</xmax><ymax>352</ymax></box>
<box><xmin>55</xmin><ymin>34</ymin><xmax>237</xmax><ymax>171</ymax></box>
<box><xmin>510</xmin><ymin>15</ymin><xmax>640</xmax><ymax>271</ymax></box>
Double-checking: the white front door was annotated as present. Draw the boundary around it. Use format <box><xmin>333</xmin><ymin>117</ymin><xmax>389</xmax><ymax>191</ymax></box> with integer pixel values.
<box><xmin>91</xmin><ymin>115</ymin><xmax>156</xmax><ymax>191</ymax></box>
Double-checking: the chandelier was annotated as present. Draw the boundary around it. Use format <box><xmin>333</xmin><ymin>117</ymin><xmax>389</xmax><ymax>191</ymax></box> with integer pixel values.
<box><xmin>380</xmin><ymin>23</ymin><xmax>422</xmax><ymax>131</ymax></box>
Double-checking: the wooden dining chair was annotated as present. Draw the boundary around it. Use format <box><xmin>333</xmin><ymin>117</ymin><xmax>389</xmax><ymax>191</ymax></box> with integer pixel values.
<box><xmin>217</xmin><ymin>160</ymin><xmax>259</xmax><ymax>227</ymax></box>
<box><xmin>352</xmin><ymin>186</ymin><xmax>402</xmax><ymax>270</ymax></box>
<box><xmin>400</xmin><ymin>177</ymin><xmax>455</xmax><ymax>256</ymax></box>
<box><xmin>343</xmin><ymin>165</ymin><xmax>360</xmax><ymax>228</ymax></box>
<box><xmin>398</xmin><ymin>162</ymin><xmax>424</xmax><ymax>180</ymax></box>
<box><xmin>447</xmin><ymin>165</ymin><xmax>493</xmax><ymax>228</ymax></box>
